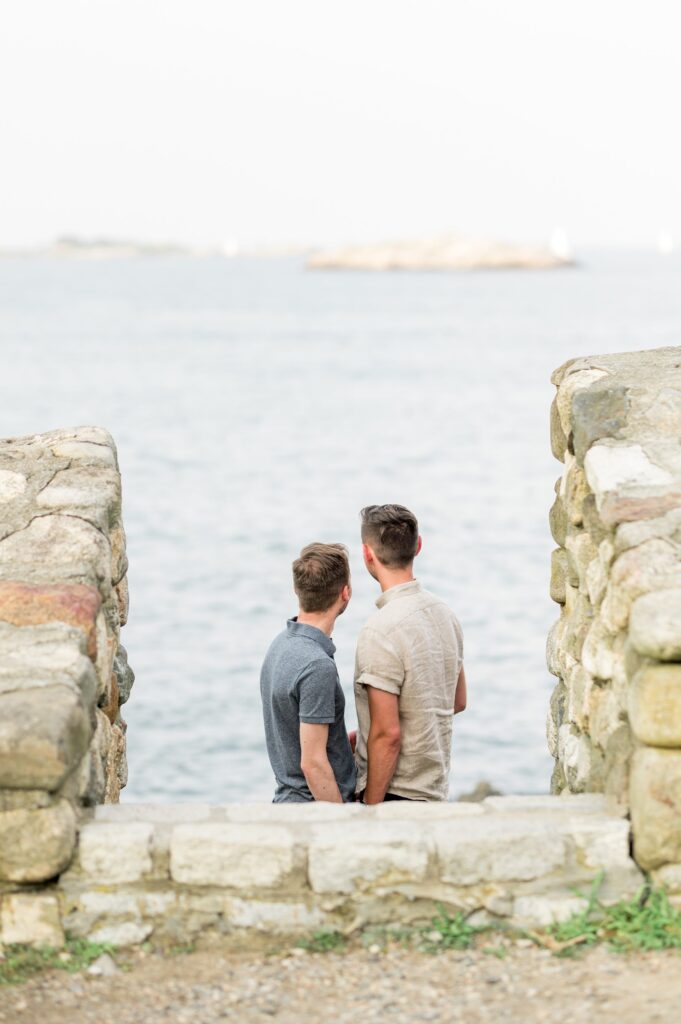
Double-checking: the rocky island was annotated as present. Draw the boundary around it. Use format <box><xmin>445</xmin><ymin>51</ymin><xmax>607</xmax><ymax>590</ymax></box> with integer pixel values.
<box><xmin>307</xmin><ymin>233</ymin><xmax>573</xmax><ymax>271</ymax></box>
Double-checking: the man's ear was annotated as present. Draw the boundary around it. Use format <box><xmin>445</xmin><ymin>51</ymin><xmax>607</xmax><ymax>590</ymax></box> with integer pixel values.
<box><xmin>362</xmin><ymin>542</ymin><xmax>374</xmax><ymax>563</ymax></box>
<box><xmin>415</xmin><ymin>536</ymin><xmax>423</xmax><ymax>557</ymax></box>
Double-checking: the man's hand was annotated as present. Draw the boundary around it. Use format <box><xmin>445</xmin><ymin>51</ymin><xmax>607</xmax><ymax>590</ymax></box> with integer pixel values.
<box><xmin>348</xmin><ymin>730</ymin><xmax>357</xmax><ymax>754</ymax></box>
<box><xmin>363</xmin><ymin>687</ymin><xmax>401</xmax><ymax>804</ymax></box>
<box><xmin>454</xmin><ymin>665</ymin><xmax>467</xmax><ymax>714</ymax></box>
<box><xmin>299</xmin><ymin>723</ymin><xmax>343</xmax><ymax>802</ymax></box>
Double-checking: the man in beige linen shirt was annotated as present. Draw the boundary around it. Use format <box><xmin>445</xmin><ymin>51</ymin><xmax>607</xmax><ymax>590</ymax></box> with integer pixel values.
<box><xmin>354</xmin><ymin>504</ymin><xmax>466</xmax><ymax>803</ymax></box>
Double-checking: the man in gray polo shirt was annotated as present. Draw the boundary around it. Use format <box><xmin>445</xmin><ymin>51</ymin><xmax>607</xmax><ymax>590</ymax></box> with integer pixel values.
<box><xmin>260</xmin><ymin>542</ymin><xmax>357</xmax><ymax>803</ymax></box>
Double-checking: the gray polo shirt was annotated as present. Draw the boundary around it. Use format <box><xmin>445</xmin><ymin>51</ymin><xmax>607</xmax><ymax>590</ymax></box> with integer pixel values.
<box><xmin>260</xmin><ymin>619</ymin><xmax>357</xmax><ymax>803</ymax></box>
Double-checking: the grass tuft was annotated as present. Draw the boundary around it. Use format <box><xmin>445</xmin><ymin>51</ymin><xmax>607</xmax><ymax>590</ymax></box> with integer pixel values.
<box><xmin>0</xmin><ymin>938</ymin><xmax>115</xmax><ymax>986</ymax></box>
<box><xmin>543</xmin><ymin>875</ymin><xmax>681</xmax><ymax>957</ymax></box>
<box><xmin>296</xmin><ymin>930</ymin><xmax>347</xmax><ymax>954</ymax></box>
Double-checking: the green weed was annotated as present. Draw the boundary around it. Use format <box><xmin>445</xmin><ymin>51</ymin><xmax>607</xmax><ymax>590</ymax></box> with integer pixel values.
<box><xmin>419</xmin><ymin>906</ymin><xmax>482</xmax><ymax>952</ymax></box>
<box><xmin>545</xmin><ymin>875</ymin><xmax>681</xmax><ymax>956</ymax></box>
<box><xmin>296</xmin><ymin>930</ymin><xmax>347</xmax><ymax>954</ymax></box>
<box><xmin>0</xmin><ymin>938</ymin><xmax>115</xmax><ymax>986</ymax></box>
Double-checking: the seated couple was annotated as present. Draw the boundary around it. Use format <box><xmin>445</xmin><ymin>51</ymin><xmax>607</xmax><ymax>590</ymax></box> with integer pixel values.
<box><xmin>260</xmin><ymin>504</ymin><xmax>467</xmax><ymax>804</ymax></box>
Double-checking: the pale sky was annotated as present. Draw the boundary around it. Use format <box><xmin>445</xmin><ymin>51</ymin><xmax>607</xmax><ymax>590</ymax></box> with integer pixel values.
<box><xmin>2</xmin><ymin>0</ymin><xmax>680</xmax><ymax>249</ymax></box>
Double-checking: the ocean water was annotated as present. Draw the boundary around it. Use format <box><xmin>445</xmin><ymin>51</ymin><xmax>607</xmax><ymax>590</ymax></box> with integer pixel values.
<box><xmin>1</xmin><ymin>250</ymin><xmax>680</xmax><ymax>801</ymax></box>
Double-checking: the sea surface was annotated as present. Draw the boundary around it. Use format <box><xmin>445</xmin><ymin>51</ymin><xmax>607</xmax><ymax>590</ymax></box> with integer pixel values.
<box><xmin>1</xmin><ymin>250</ymin><xmax>680</xmax><ymax>801</ymax></box>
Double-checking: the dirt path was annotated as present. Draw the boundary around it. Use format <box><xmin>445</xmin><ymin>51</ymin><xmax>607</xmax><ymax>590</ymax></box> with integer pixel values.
<box><xmin>2</xmin><ymin>943</ymin><xmax>680</xmax><ymax>1024</ymax></box>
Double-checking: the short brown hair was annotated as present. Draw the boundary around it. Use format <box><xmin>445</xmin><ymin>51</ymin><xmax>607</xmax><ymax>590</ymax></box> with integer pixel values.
<box><xmin>360</xmin><ymin>504</ymin><xmax>419</xmax><ymax>568</ymax></box>
<box><xmin>292</xmin><ymin>543</ymin><xmax>350</xmax><ymax>613</ymax></box>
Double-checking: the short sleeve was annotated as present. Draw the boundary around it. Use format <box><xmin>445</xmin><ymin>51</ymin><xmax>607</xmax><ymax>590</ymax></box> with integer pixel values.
<box><xmin>296</xmin><ymin>658</ymin><xmax>338</xmax><ymax>724</ymax></box>
<box><xmin>355</xmin><ymin>627</ymin><xmax>404</xmax><ymax>696</ymax></box>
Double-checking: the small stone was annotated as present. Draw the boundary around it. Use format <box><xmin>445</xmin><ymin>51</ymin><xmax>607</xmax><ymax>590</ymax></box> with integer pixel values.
<box><xmin>86</xmin><ymin>953</ymin><xmax>119</xmax><ymax>976</ymax></box>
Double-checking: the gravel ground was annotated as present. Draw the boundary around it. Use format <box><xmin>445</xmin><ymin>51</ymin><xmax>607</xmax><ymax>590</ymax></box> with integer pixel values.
<box><xmin>1</xmin><ymin>942</ymin><xmax>680</xmax><ymax>1024</ymax></box>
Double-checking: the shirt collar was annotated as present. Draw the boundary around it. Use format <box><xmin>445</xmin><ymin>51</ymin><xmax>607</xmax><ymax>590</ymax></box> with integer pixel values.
<box><xmin>287</xmin><ymin>618</ymin><xmax>336</xmax><ymax>656</ymax></box>
<box><xmin>375</xmin><ymin>578</ymin><xmax>422</xmax><ymax>610</ymax></box>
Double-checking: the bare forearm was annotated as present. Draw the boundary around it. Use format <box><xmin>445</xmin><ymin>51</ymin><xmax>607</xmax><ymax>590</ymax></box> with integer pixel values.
<box><xmin>454</xmin><ymin>666</ymin><xmax>467</xmax><ymax>714</ymax></box>
<box><xmin>364</xmin><ymin>734</ymin><xmax>400</xmax><ymax>804</ymax></box>
<box><xmin>302</xmin><ymin>759</ymin><xmax>343</xmax><ymax>803</ymax></box>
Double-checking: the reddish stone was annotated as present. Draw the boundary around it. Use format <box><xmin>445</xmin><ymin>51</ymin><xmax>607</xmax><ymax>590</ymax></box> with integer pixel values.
<box><xmin>0</xmin><ymin>581</ymin><xmax>101</xmax><ymax>660</ymax></box>
<box><xmin>600</xmin><ymin>492</ymin><xmax>681</xmax><ymax>528</ymax></box>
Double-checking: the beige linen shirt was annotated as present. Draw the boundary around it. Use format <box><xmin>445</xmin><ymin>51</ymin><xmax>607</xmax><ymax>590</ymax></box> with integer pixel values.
<box><xmin>354</xmin><ymin>579</ymin><xmax>464</xmax><ymax>801</ymax></box>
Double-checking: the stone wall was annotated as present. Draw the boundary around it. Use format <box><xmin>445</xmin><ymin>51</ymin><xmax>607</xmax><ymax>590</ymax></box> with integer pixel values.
<box><xmin>547</xmin><ymin>346</ymin><xmax>681</xmax><ymax>878</ymax></box>
<box><xmin>0</xmin><ymin>427</ymin><xmax>133</xmax><ymax>888</ymax></box>
<box><xmin>2</xmin><ymin>797</ymin><xmax>644</xmax><ymax>949</ymax></box>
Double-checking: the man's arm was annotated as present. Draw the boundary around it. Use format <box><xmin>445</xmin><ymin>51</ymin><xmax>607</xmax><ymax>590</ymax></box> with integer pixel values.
<box><xmin>299</xmin><ymin>723</ymin><xmax>343</xmax><ymax>803</ymax></box>
<box><xmin>363</xmin><ymin>687</ymin><xmax>401</xmax><ymax>804</ymax></box>
<box><xmin>454</xmin><ymin>665</ymin><xmax>467</xmax><ymax>714</ymax></box>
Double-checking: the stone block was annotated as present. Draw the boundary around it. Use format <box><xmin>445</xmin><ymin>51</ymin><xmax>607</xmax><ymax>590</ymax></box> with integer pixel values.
<box><xmin>549</xmin><ymin>492</ymin><xmax>567</xmax><ymax>546</ymax></box>
<box><xmin>615</xmin><ymin>506</ymin><xmax>681</xmax><ymax>554</ymax></box>
<box><xmin>584</xmin><ymin>443</ymin><xmax>673</xmax><ymax>501</ymax></box>
<box><xmin>630</xmin><ymin>747</ymin><xmax>681</xmax><ymax>870</ymax></box>
<box><xmin>436</xmin><ymin>816</ymin><xmax>567</xmax><ymax>885</ymax></box>
<box><xmin>0</xmin><ymin>685</ymin><xmax>91</xmax><ymax>790</ymax></box>
<box><xmin>546</xmin><ymin>615</ymin><xmax>568</xmax><ymax>678</ymax></box>
<box><xmin>36</xmin><ymin>467</ymin><xmax>121</xmax><ymax>525</ymax></box>
<box><xmin>0</xmin><ymin>788</ymin><xmax>52</xmax><ymax>812</ymax></box>
<box><xmin>629</xmin><ymin>589</ymin><xmax>681</xmax><ymax>661</ymax></box>
<box><xmin>566</xmin><ymin>664</ymin><xmax>593</xmax><ymax>729</ymax></box>
<box><xmin>94</xmin><ymin>803</ymin><xmax>215</xmax><ymax>823</ymax></box>
<box><xmin>482</xmin><ymin>794</ymin><xmax>612</xmax><ymax>814</ymax></box>
<box><xmin>586</xmin><ymin>555</ymin><xmax>608</xmax><ymax>606</ymax></box>
<box><xmin>0</xmin><ymin>581</ymin><xmax>101</xmax><ymax>660</ymax></box>
<box><xmin>629</xmin><ymin>664</ymin><xmax>681</xmax><ymax>747</ymax></box>
<box><xmin>513</xmin><ymin>895</ymin><xmax>588</xmax><ymax>927</ymax></box>
<box><xmin>113</xmin><ymin>644</ymin><xmax>135</xmax><ymax>704</ymax></box>
<box><xmin>0</xmin><ymin>468</ymin><xmax>27</xmax><ymax>503</ymax></box>
<box><xmin>374</xmin><ymin>802</ymin><xmax>484</xmax><ymax>819</ymax></box>
<box><xmin>89</xmin><ymin>920</ymin><xmax>153</xmax><ymax>947</ymax></box>
<box><xmin>550</xmin><ymin>397</ymin><xmax>568</xmax><ymax>461</ymax></box>
<box><xmin>308</xmin><ymin>823</ymin><xmax>431</xmax><ymax>894</ymax></box>
<box><xmin>651</xmin><ymin>862</ymin><xmax>681</xmax><ymax>894</ymax></box>
<box><xmin>110</xmin><ymin>524</ymin><xmax>128</xmax><ymax>586</ymax></box>
<box><xmin>550</xmin><ymin>549</ymin><xmax>568</xmax><ymax>604</ymax></box>
<box><xmin>0</xmin><ymin>800</ymin><xmax>76</xmax><ymax>882</ymax></box>
<box><xmin>558</xmin><ymin>724</ymin><xmax>603</xmax><ymax>793</ymax></box>
<box><xmin>555</xmin><ymin>363</ymin><xmax>609</xmax><ymax>437</ymax></box>
<box><xmin>0</xmin><ymin>514</ymin><xmax>113</xmax><ymax>595</ymax></box>
<box><xmin>51</xmin><ymin>440</ymin><xmax>117</xmax><ymax>466</ymax></box>
<box><xmin>602</xmin><ymin>541</ymin><xmax>681</xmax><ymax>632</ymax></box>
<box><xmin>225</xmin><ymin>898</ymin><xmax>326</xmax><ymax>932</ymax></box>
<box><xmin>547</xmin><ymin>680</ymin><xmax>566</xmax><ymax>756</ymax></box>
<box><xmin>581</xmin><ymin>618</ymin><xmax>615</xmax><ymax>680</ymax></box>
<box><xmin>565</xmin><ymin>463</ymin><xmax>590</xmax><ymax>527</ymax></box>
<box><xmin>0</xmin><ymin>893</ymin><xmax>65</xmax><ymax>948</ymax></box>
<box><xmin>77</xmin><ymin>822</ymin><xmax>154</xmax><ymax>883</ymax></box>
<box><xmin>588</xmin><ymin>683</ymin><xmax>623</xmax><ymax>749</ymax></box>
<box><xmin>223</xmin><ymin>802</ymin><xmax>364</xmax><ymax>823</ymax></box>
<box><xmin>171</xmin><ymin>824</ymin><xmax>298</xmax><ymax>888</ymax></box>
<box><xmin>571</xmin><ymin>383</ymin><xmax>630</xmax><ymax>463</ymax></box>
<box><xmin>115</xmin><ymin>575</ymin><xmax>129</xmax><ymax>626</ymax></box>
<box><xmin>569</xmin><ymin>816</ymin><xmax>634</xmax><ymax>871</ymax></box>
